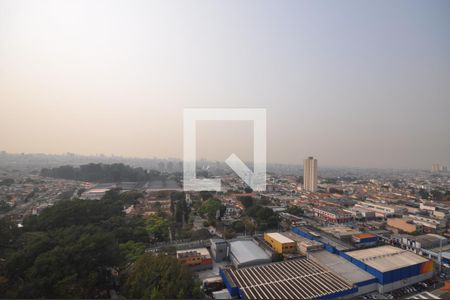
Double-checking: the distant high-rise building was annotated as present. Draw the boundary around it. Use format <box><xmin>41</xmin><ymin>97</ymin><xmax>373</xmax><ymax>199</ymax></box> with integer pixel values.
<box><xmin>303</xmin><ymin>156</ymin><xmax>318</xmax><ymax>192</ymax></box>
<box><xmin>432</xmin><ymin>164</ymin><xmax>441</xmax><ymax>172</ymax></box>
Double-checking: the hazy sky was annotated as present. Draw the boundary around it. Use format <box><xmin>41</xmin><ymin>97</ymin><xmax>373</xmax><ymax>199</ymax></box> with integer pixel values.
<box><xmin>1</xmin><ymin>0</ymin><xmax>449</xmax><ymax>169</ymax></box>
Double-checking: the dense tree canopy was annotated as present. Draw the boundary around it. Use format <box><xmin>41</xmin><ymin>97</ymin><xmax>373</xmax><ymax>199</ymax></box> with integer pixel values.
<box><xmin>3</xmin><ymin>224</ymin><xmax>122</xmax><ymax>298</ymax></box>
<box><xmin>119</xmin><ymin>241</ymin><xmax>145</xmax><ymax>263</ymax></box>
<box><xmin>286</xmin><ymin>206</ymin><xmax>303</xmax><ymax>217</ymax></box>
<box><xmin>0</xmin><ymin>192</ymin><xmax>201</xmax><ymax>298</ymax></box>
<box><xmin>198</xmin><ymin>199</ymin><xmax>223</xmax><ymax>220</ymax></box>
<box><xmin>145</xmin><ymin>213</ymin><xmax>169</xmax><ymax>242</ymax></box>
<box><xmin>123</xmin><ymin>253</ymin><xmax>202</xmax><ymax>299</ymax></box>
<box><xmin>0</xmin><ymin>200</ymin><xmax>12</xmax><ymax>213</ymax></box>
<box><xmin>40</xmin><ymin>163</ymin><xmax>161</xmax><ymax>182</ymax></box>
<box><xmin>237</xmin><ymin>196</ymin><xmax>254</xmax><ymax>209</ymax></box>
<box><xmin>244</xmin><ymin>205</ymin><xmax>279</xmax><ymax>231</ymax></box>
<box><xmin>0</xmin><ymin>178</ymin><xmax>14</xmax><ymax>186</ymax></box>
<box><xmin>23</xmin><ymin>199</ymin><xmax>123</xmax><ymax>231</ymax></box>
<box><xmin>0</xmin><ymin>186</ymin><xmax>204</xmax><ymax>299</ymax></box>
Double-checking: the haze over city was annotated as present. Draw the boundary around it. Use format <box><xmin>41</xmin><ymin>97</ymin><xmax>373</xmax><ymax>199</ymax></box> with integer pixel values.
<box><xmin>1</xmin><ymin>0</ymin><xmax>450</xmax><ymax>169</ymax></box>
<box><xmin>3</xmin><ymin>1</ymin><xmax>450</xmax><ymax>300</ymax></box>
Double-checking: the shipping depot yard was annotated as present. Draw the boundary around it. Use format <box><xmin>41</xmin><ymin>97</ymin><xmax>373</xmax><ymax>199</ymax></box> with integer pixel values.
<box><xmin>1</xmin><ymin>154</ymin><xmax>450</xmax><ymax>299</ymax></box>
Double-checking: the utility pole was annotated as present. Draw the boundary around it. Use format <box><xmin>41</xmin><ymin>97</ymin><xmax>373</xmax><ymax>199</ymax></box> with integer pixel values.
<box><xmin>439</xmin><ymin>238</ymin><xmax>443</xmax><ymax>274</ymax></box>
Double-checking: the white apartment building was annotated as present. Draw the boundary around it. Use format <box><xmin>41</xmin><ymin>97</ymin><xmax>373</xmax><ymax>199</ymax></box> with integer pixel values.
<box><xmin>303</xmin><ymin>156</ymin><xmax>318</xmax><ymax>192</ymax></box>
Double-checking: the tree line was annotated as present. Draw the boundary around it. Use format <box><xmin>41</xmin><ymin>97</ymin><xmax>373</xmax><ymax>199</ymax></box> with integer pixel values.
<box><xmin>40</xmin><ymin>163</ymin><xmax>164</xmax><ymax>182</ymax></box>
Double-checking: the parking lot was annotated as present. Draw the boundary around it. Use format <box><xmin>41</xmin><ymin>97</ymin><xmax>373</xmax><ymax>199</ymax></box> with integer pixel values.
<box><xmin>361</xmin><ymin>278</ymin><xmax>441</xmax><ymax>300</ymax></box>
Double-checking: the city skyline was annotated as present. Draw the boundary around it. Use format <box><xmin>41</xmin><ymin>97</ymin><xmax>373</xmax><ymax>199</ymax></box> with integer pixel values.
<box><xmin>1</xmin><ymin>2</ymin><xmax>450</xmax><ymax>300</ymax></box>
<box><xmin>1</xmin><ymin>149</ymin><xmax>450</xmax><ymax>171</ymax></box>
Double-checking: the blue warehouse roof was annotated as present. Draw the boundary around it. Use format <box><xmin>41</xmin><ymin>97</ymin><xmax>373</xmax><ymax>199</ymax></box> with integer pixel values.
<box><xmin>221</xmin><ymin>258</ymin><xmax>356</xmax><ymax>299</ymax></box>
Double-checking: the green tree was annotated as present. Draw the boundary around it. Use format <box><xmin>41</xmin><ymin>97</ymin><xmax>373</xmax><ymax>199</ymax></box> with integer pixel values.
<box><xmin>0</xmin><ymin>178</ymin><xmax>14</xmax><ymax>186</ymax></box>
<box><xmin>244</xmin><ymin>205</ymin><xmax>278</xmax><ymax>231</ymax></box>
<box><xmin>23</xmin><ymin>199</ymin><xmax>123</xmax><ymax>231</ymax></box>
<box><xmin>286</xmin><ymin>206</ymin><xmax>303</xmax><ymax>216</ymax></box>
<box><xmin>223</xmin><ymin>229</ymin><xmax>236</xmax><ymax>239</ymax></box>
<box><xmin>146</xmin><ymin>213</ymin><xmax>169</xmax><ymax>242</ymax></box>
<box><xmin>198</xmin><ymin>199</ymin><xmax>221</xmax><ymax>220</ymax></box>
<box><xmin>199</xmin><ymin>191</ymin><xmax>213</xmax><ymax>201</ymax></box>
<box><xmin>123</xmin><ymin>253</ymin><xmax>202</xmax><ymax>299</ymax></box>
<box><xmin>232</xmin><ymin>221</ymin><xmax>245</xmax><ymax>233</ymax></box>
<box><xmin>0</xmin><ymin>200</ymin><xmax>12</xmax><ymax>213</ymax></box>
<box><xmin>242</xmin><ymin>218</ymin><xmax>256</xmax><ymax>235</ymax></box>
<box><xmin>418</xmin><ymin>188</ymin><xmax>429</xmax><ymax>199</ymax></box>
<box><xmin>119</xmin><ymin>241</ymin><xmax>145</xmax><ymax>263</ymax></box>
<box><xmin>190</xmin><ymin>228</ymin><xmax>211</xmax><ymax>240</ymax></box>
<box><xmin>175</xmin><ymin>199</ymin><xmax>190</xmax><ymax>225</ymax></box>
<box><xmin>6</xmin><ymin>225</ymin><xmax>121</xmax><ymax>298</ymax></box>
<box><xmin>237</xmin><ymin>196</ymin><xmax>254</xmax><ymax>209</ymax></box>
<box><xmin>1</xmin><ymin>198</ymin><xmax>157</xmax><ymax>298</ymax></box>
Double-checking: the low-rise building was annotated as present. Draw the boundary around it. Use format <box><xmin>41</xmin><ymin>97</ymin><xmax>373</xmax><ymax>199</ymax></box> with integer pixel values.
<box><xmin>342</xmin><ymin>245</ymin><xmax>434</xmax><ymax>293</ymax></box>
<box><xmin>228</xmin><ymin>239</ymin><xmax>271</xmax><ymax>268</ymax></box>
<box><xmin>407</xmin><ymin>214</ymin><xmax>447</xmax><ymax>233</ymax></box>
<box><xmin>264</xmin><ymin>232</ymin><xmax>296</xmax><ymax>254</ymax></box>
<box><xmin>387</xmin><ymin>218</ymin><xmax>420</xmax><ymax>234</ymax></box>
<box><xmin>308</xmin><ymin>250</ymin><xmax>378</xmax><ymax>296</ymax></box>
<box><xmin>321</xmin><ymin>226</ymin><xmax>361</xmax><ymax>241</ymax></box>
<box><xmin>352</xmin><ymin>233</ymin><xmax>378</xmax><ymax>248</ymax></box>
<box><xmin>420</xmin><ymin>202</ymin><xmax>436</xmax><ymax>212</ymax></box>
<box><xmin>220</xmin><ymin>258</ymin><xmax>357</xmax><ymax>299</ymax></box>
<box><xmin>312</xmin><ymin>206</ymin><xmax>353</xmax><ymax>223</ymax></box>
<box><xmin>281</xmin><ymin>231</ymin><xmax>323</xmax><ymax>254</ymax></box>
<box><xmin>210</xmin><ymin>238</ymin><xmax>228</xmax><ymax>262</ymax></box>
<box><xmin>176</xmin><ymin>248</ymin><xmax>212</xmax><ymax>271</ymax></box>
<box><xmin>344</xmin><ymin>207</ymin><xmax>376</xmax><ymax>219</ymax></box>
<box><xmin>400</xmin><ymin>234</ymin><xmax>448</xmax><ymax>252</ymax></box>
<box><xmin>80</xmin><ymin>188</ymin><xmax>111</xmax><ymax>200</ymax></box>
<box><xmin>355</xmin><ymin>202</ymin><xmax>406</xmax><ymax>218</ymax></box>
<box><xmin>433</xmin><ymin>210</ymin><xmax>449</xmax><ymax>220</ymax></box>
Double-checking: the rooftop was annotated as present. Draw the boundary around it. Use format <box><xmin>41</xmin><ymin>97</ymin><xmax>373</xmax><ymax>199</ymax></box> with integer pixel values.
<box><xmin>309</xmin><ymin>250</ymin><xmax>375</xmax><ymax>285</ymax></box>
<box><xmin>229</xmin><ymin>240</ymin><xmax>270</xmax><ymax>265</ymax></box>
<box><xmin>223</xmin><ymin>258</ymin><xmax>354</xmax><ymax>299</ymax></box>
<box><xmin>177</xmin><ymin>247</ymin><xmax>210</xmax><ymax>258</ymax></box>
<box><xmin>266</xmin><ymin>232</ymin><xmax>294</xmax><ymax>244</ymax></box>
<box><xmin>353</xmin><ymin>233</ymin><xmax>377</xmax><ymax>239</ymax></box>
<box><xmin>321</xmin><ymin>226</ymin><xmax>361</xmax><ymax>236</ymax></box>
<box><xmin>281</xmin><ymin>231</ymin><xmax>322</xmax><ymax>246</ymax></box>
<box><xmin>414</xmin><ymin>234</ymin><xmax>447</xmax><ymax>243</ymax></box>
<box><xmin>314</xmin><ymin>206</ymin><xmax>351</xmax><ymax>216</ymax></box>
<box><xmin>346</xmin><ymin>245</ymin><xmax>428</xmax><ymax>272</ymax></box>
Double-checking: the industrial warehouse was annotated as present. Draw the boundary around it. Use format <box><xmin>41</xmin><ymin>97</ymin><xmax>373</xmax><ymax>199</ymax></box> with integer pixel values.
<box><xmin>228</xmin><ymin>239</ymin><xmax>272</xmax><ymax>268</ymax></box>
<box><xmin>220</xmin><ymin>258</ymin><xmax>356</xmax><ymax>299</ymax></box>
<box><xmin>342</xmin><ymin>245</ymin><xmax>434</xmax><ymax>293</ymax></box>
<box><xmin>308</xmin><ymin>250</ymin><xmax>378</xmax><ymax>296</ymax></box>
<box><xmin>214</xmin><ymin>227</ymin><xmax>437</xmax><ymax>299</ymax></box>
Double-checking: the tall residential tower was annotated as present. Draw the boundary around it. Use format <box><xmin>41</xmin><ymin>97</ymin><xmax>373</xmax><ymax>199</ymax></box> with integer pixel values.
<box><xmin>303</xmin><ymin>156</ymin><xmax>318</xmax><ymax>192</ymax></box>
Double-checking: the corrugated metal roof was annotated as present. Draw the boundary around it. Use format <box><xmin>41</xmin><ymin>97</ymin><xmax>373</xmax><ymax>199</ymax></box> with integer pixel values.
<box><xmin>224</xmin><ymin>258</ymin><xmax>353</xmax><ymax>299</ymax></box>
<box><xmin>346</xmin><ymin>245</ymin><xmax>428</xmax><ymax>272</ymax></box>
<box><xmin>309</xmin><ymin>250</ymin><xmax>375</xmax><ymax>284</ymax></box>
<box><xmin>229</xmin><ymin>240</ymin><xmax>271</xmax><ymax>265</ymax></box>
